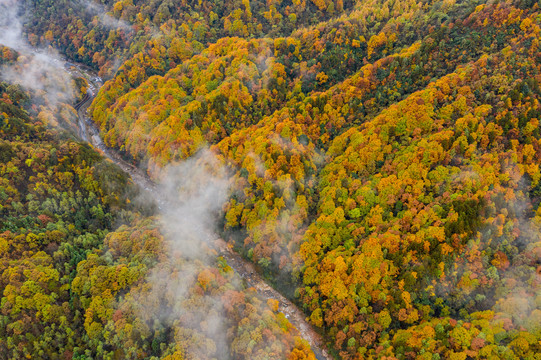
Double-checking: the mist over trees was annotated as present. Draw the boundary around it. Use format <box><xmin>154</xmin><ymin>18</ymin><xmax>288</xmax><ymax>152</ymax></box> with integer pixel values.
<box><xmin>1</xmin><ymin>0</ymin><xmax>541</xmax><ymax>359</ymax></box>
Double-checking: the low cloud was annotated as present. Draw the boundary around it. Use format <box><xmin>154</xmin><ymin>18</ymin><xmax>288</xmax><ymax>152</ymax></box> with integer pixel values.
<box><xmin>79</xmin><ymin>0</ymin><xmax>133</xmax><ymax>32</ymax></box>
<box><xmin>134</xmin><ymin>149</ymin><xmax>233</xmax><ymax>357</ymax></box>
<box><xmin>0</xmin><ymin>0</ymin><xmax>74</xmax><ymax>108</ymax></box>
<box><xmin>158</xmin><ymin>149</ymin><xmax>231</xmax><ymax>259</ymax></box>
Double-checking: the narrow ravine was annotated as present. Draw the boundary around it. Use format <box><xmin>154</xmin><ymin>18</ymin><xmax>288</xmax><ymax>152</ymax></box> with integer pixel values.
<box><xmin>69</xmin><ymin>63</ymin><xmax>332</xmax><ymax>360</ymax></box>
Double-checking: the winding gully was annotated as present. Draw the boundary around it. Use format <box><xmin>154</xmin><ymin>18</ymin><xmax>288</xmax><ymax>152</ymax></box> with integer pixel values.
<box><xmin>68</xmin><ymin>63</ymin><xmax>331</xmax><ymax>360</ymax></box>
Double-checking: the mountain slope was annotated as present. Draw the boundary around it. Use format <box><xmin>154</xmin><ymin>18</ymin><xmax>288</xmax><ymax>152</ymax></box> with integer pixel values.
<box><xmin>8</xmin><ymin>0</ymin><xmax>541</xmax><ymax>358</ymax></box>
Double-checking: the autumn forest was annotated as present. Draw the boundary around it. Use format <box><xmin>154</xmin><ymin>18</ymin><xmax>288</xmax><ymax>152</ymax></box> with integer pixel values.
<box><xmin>0</xmin><ymin>0</ymin><xmax>541</xmax><ymax>359</ymax></box>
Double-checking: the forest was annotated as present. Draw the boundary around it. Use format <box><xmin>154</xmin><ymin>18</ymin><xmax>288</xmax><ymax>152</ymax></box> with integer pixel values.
<box><xmin>1</xmin><ymin>0</ymin><xmax>541</xmax><ymax>358</ymax></box>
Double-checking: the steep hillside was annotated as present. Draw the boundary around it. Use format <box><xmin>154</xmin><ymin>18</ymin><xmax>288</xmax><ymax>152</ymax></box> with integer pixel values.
<box><xmin>0</xmin><ymin>52</ymin><xmax>317</xmax><ymax>359</ymax></box>
<box><xmin>7</xmin><ymin>0</ymin><xmax>541</xmax><ymax>358</ymax></box>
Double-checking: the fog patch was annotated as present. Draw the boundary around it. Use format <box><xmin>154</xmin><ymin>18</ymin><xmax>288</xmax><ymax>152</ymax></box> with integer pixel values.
<box><xmin>0</xmin><ymin>0</ymin><xmax>74</xmax><ymax>109</ymax></box>
<box><xmin>434</xmin><ymin>165</ymin><xmax>541</xmax><ymax>333</ymax></box>
<box><xmin>158</xmin><ymin>149</ymin><xmax>231</xmax><ymax>259</ymax></box>
<box><xmin>79</xmin><ymin>0</ymin><xmax>133</xmax><ymax>33</ymax></box>
<box><xmin>134</xmin><ymin>149</ymin><xmax>234</xmax><ymax>358</ymax></box>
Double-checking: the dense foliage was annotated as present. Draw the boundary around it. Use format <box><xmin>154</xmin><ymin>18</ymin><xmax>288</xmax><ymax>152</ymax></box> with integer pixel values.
<box><xmin>0</xmin><ymin>81</ymin><xmax>131</xmax><ymax>358</ymax></box>
<box><xmin>4</xmin><ymin>0</ymin><xmax>541</xmax><ymax>358</ymax></box>
<box><xmin>0</xmin><ymin>77</ymin><xmax>314</xmax><ymax>359</ymax></box>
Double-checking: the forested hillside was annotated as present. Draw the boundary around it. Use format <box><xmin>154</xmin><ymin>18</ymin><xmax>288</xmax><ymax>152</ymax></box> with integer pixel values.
<box><xmin>0</xmin><ymin>48</ymin><xmax>315</xmax><ymax>359</ymax></box>
<box><xmin>2</xmin><ymin>0</ymin><xmax>541</xmax><ymax>358</ymax></box>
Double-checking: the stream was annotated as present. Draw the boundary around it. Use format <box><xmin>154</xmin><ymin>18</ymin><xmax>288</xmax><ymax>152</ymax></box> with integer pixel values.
<box><xmin>68</xmin><ymin>63</ymin><xmax>331</xmax><ymax>360</ymax></box>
